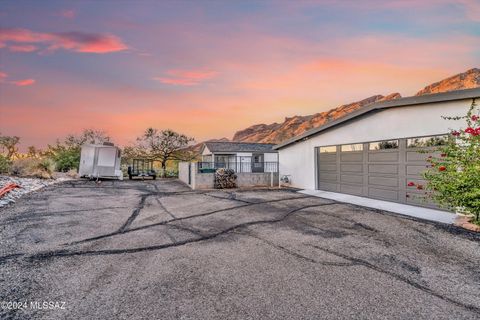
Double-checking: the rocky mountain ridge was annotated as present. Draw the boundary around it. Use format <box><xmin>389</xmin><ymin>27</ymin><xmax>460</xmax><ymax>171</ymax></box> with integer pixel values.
<box><xmin>231</xmin><ymin>68</ymin><xmax>479</xmax><ymax>144</ymax></box>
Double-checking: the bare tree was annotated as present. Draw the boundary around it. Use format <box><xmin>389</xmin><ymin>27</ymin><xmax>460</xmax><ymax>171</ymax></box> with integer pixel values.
<box><xmin>63</xmin><ymin>129</ymin><xmax>111</xmax><ymax>148</ymax></box>
<box><xmin>134</xmin><ymin>128</ymin><xmax>194</xmax><ymax>177</ymax></box>
<box><xmin>0</xmin><ymin>134</ymin><xmax>20</xmax><ymax>160</ymax></box>
<box><xmin>27</xmin><ymin>146</ymin><xmax>41</xmax><ymax>158</ymax></box>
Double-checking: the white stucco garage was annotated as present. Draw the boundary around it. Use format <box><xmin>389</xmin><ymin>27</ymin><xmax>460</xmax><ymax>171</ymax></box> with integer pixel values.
<box><xmin>275</xmin><ymin>88</ymin><xmax>480</xmax><ymax>209</ymax></box>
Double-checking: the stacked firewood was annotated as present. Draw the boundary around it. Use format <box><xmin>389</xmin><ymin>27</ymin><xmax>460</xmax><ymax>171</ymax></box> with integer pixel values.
<box><xmin>214</xmin><ymin>168</ymin><xmax>237</xmax><ymax>189</ymax></box>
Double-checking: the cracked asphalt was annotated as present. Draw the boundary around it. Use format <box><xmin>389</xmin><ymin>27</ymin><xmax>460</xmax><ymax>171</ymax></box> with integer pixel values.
<box><xmin>0</xmin><ymin>179</ymin><xmax>479</xmax><ymax>320</ymax></box>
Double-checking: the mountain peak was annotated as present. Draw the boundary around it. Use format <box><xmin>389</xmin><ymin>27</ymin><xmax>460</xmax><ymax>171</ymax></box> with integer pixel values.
<box><xmin>415</xmin><ymin>68</ymin><xmax>480</xmax><ymax>96</ymax></box>
<box><xmin>231</xmin><ymin>93</ymin><xmax>401</xmax><ymax>144</ymax></box>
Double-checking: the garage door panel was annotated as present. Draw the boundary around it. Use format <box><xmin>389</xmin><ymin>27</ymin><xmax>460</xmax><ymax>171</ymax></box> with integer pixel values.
<box><xmin>319</xmin><ymin>172</ymin><xmax>337</xmax><ymax>182</ymax></box>
<box><xmin>318</xmin><ymin>182</ymin><xmax>338</xmax><ymax>192</ymax></box>
<box><xmin>407</xmin><ymin>165</ymin><xmax>428</xmax><ymax>176</ymax></box>
<box><xmin>319</xmin><ymin>164</ymin><xmax>337</xmax><ymax>172</ymax></box>
<box><xmin>341</xmin><ymin>164</ymin><xmax>363</xmax><ymax>173</ymax></box>
<box><xmin>406</xmin><ymin>151</ymin><xmax>430</xmax><ymax>162</ymax></box>
<box><xmin>341</xmin><ymin>174</ymin><xmax>363</xmax><ymax>184</ymax></box>
<box><xmin>319</xmin><ymin>153</ymin><xmax>337</xmax><ymax>162</ymax></box>
<box><xmin>368</xmin><ymin>187</ymin><xmax>398</xmax><ymax>201</ymax></box>
<box><xmin>368</xmin><ymin>176</ymin><xmax>398</xmax><ymax>188</ymax></box>
<box><xmin>368</xmin><ymin>164</ymin><xmax>398</xmax><ymax>174</ymax></box>
<box><xmin>340</xmin><ymin>184</ymin><xmax>363</xmax><ymax>195</ymax></box>
<box><xmin>368</xmin><ymin>152</ymin><xmax>398</xmax><ymax>162</ymax></box>
<box><xmin>340</xmin><ymin>153</ymin><xmax>363</xmax><ymax>162</ymax></box>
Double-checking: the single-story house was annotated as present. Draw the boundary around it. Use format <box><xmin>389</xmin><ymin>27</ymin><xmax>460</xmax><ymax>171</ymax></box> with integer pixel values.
<box><xmin>200</xmin><ymin>141</ymin><xmax>278</xmax><ymax>173</ymax></box>
<box><xmin>274</xmin><ymin>88</ymin><xmax>480</xmax><ymax>209</ymax></box>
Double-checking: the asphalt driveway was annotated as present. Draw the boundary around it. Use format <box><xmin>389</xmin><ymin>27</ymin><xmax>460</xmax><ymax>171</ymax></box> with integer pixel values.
<box><xmin>0</xmin><ymin>179</ymin><xmax>479</xmax><ymax>320</ymax></box>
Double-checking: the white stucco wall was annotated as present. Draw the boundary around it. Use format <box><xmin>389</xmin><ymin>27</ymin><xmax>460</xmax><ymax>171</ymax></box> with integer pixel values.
<box><xmin>278</xmin><ymin>99</ymin><xmax>473</xmax><ymax>190</ymax></box>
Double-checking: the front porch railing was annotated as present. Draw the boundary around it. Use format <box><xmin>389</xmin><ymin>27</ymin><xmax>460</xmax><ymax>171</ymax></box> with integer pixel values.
<box><xmin>197</xmin><ymin>161</ymin><xmax>278</xmax><ymax>173</ymax></box>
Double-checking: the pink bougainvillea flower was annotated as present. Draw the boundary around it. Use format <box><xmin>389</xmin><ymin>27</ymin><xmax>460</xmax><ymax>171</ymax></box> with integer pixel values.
<box><xmin>451</xmin><ymin>130</ymin><xmax>460</xmax><ymax>136</ymax></box>
<box><xmin>439</xmin><ymin>166</ymin><xmax>446</xmax><ymax>171</ymax></box>
<box><xmin>407</xmin><ymin>182</ymin><xmax>415</xmax><ymax>187</ymax></box>
<box><xmin>440</xmin><ymin>153</ymin><xmax>447</xmax><ymax>157</ymax></box>
<box><xmin>472</xmin><ymin>115</ymin><xmax>479</xmax><ymax>121</ymax></box>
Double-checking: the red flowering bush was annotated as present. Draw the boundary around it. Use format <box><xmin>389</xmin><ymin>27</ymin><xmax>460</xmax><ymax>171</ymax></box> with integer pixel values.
<box><xmin>423</xmin><ymin>99</ymin><xmax>480</xmax><ymax>224</ymax></box>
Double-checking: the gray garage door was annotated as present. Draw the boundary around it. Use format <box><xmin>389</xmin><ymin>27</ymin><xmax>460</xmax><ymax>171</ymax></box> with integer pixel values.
<box><xmin>316</xmin><ymin>135</ymin><xmax>448</xmax><ymax>208</ymax></box>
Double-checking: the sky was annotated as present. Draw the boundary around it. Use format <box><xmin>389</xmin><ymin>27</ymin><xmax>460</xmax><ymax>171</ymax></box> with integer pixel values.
<box><xmin>0</xmin><ymin>0</ymin><xmax>479</xmax><ymax>150</ymax></box>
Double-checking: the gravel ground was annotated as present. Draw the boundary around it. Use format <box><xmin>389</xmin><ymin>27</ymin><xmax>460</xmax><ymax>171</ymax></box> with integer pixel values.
<box><xmin>0</xmin><ymin>175</ymin><xmax>72</xmax><ymax>208</ymax></box>
<box><xmin>0</xmin><ymin>179</ymin><xmax>479</xmax><ymax>320</ymax></box>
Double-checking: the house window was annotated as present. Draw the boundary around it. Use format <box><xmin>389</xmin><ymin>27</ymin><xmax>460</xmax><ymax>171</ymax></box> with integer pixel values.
<box><xmin>319</xmin><ymin>146</ymin><xmax>337</xmax><ymax>153</ymax></box>
<box><xmin>341</xmin><ymin>143</ymin><xmax>363</xmax><ymax>152</ymax></box>
<box><xmin>407</xmin><ymin>135</ymin><xmax>448</xmax><ymax>148</ymax></box>
<box><xmin>369</xmin><ymin>140</ymin><xmax>399</xmax><ymax>150</ymax></box>
<box><xmin>214</xmin><ymin>155</ymin><xmax>230</xmax><ymax>165</ymax></box>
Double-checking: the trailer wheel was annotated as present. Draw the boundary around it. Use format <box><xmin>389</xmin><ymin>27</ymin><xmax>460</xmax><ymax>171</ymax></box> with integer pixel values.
<box><xmin>152</xmin><ymin>175</ymin><xmax>156</xmax><ymax>180</ymax></box>
<box><xmin>129</xmin><ymin>175</ymin><xmax>133</xmax><ymax>180</ymax></box>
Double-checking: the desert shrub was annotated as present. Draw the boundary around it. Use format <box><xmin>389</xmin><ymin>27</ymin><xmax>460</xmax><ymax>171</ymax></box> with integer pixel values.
<box><xmin>10</xmin><ymin>158</ymin><xmax>33</xmax><ymax>176</ymax></box>
<box><xmin>0</xmin><ymin>155</ymin><xmax>11</xmax><ymax>174</ymax></box>
<box><xmin>10</xmin><ymin>157</ymin><xmax>54</xmax><ymax>179</ymax></box>
<box><xmin>51</xmin><ymin>148</ymin><xmax>81</xmax><ymax>172</ymax></box>
<box><xmin>35</xmin><ymin>158</ymin><xmax>55</xmax><ymax>178</ymax></box>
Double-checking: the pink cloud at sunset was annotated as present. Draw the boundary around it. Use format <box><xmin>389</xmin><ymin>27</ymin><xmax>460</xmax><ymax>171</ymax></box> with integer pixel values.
<box><xmin>7</xmin><ymin>44</ymin><xmax>37</xmax><ymax>52</ymax></box>
<box><xmin>11</xmin><ymin>79</ymin><xmax>35</xmax><ymax>86</ymax></box>
<box><xmin>0</xmin><ymin>28</ymin><xmax>127</xmax><ymax>54</ymax></box>
<box><xmin>153</xmin><ymin>70</ymin><xmax>218</xmax><ymax>86</ymax></box>
<box><xmin>0</xmin><ymin>71</ymin><xmax>35</xmax><ymax>86</ymax></box>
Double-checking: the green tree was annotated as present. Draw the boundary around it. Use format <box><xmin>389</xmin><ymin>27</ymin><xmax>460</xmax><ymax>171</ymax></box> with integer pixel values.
<box><xmin>132</xmin><ymin>128</ymin><xmax>194</xmax><ymax>177</ymax></box>
<box><xmin>422</xmin><ymin>100</ymin><xmax>480</xmax><ymax>224</ymax></box>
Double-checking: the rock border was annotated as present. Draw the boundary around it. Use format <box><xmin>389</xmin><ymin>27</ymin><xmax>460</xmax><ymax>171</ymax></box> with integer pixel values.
<box><xmin>454</xmin><ymin>215</ymin><xmax>480</xmax><ymax>232</ymax></box>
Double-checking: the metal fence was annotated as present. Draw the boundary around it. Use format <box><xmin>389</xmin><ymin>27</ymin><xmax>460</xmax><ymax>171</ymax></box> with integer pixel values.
<box><xmin>197</xmin><ymin>161</ymin><xmax>278</xmax><ymax>173</ymax></box>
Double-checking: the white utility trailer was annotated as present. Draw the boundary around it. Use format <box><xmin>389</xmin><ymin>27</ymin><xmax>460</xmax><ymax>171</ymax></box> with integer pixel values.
<box><xmin>79</xmin><ymin>143</ymin><xmax>123</xmax><ymax>180</ymax></box>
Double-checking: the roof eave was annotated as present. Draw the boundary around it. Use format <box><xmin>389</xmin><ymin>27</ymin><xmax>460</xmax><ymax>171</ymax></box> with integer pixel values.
<box><xmin>274</xmin><ymin>88</ymin><xmax>480</xmax><ymax>150</ymax></box>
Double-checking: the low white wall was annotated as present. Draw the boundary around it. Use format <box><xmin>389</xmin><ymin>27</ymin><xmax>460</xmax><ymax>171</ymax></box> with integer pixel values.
<box><xmin>278</xmin><ymin>99</ymin><xmax>473</xmax><ymax>190</ymax></box>
<box><xmin>178</xmin><ymin>162</ymin><xmax>190</xmax><ymax>185</ymax></box>
<box><xmin>237</xmin><ymin>172</ymin><xmax>279</xmax><ymax>188</ymax></box>
<box><xmin>182</xmin><ymin>162</ymin><xmax>278</xmax><ymax>189</ymax></box>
